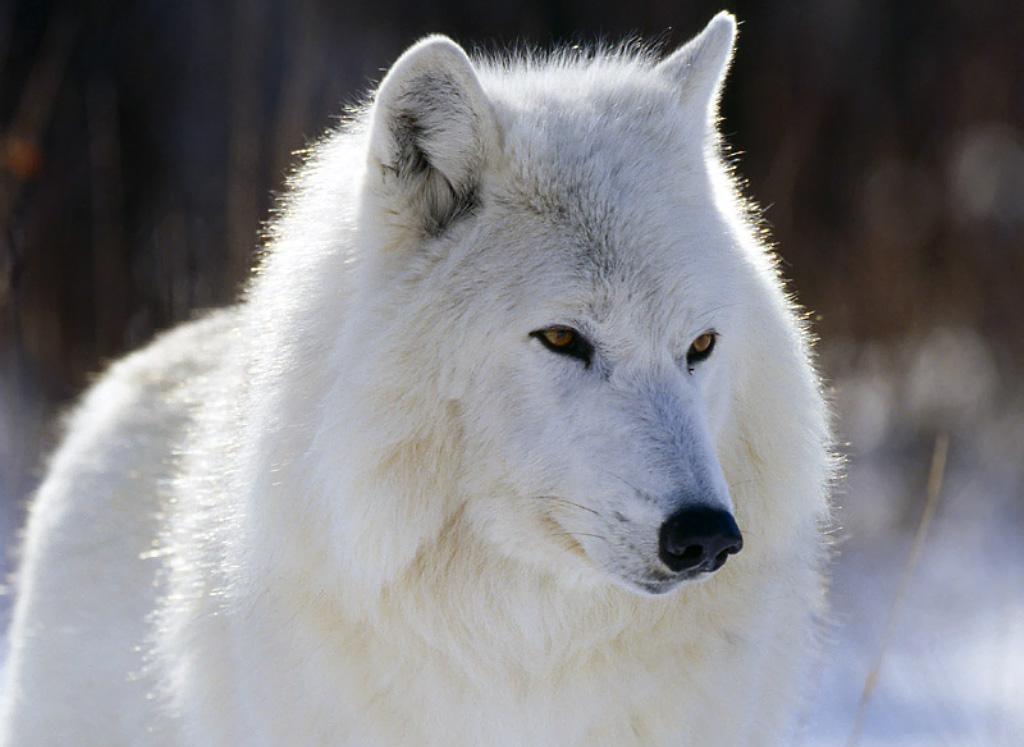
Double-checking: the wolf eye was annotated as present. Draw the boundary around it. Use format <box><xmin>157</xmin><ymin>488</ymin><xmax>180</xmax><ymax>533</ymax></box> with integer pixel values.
<box><xmin>530</xmin><ymin>326</ymin><xmax>594</xmax><ymax>367</ymax></box>
<box><xmin>686</xmin><ymin>332</ymin><xmax>717</xmax><ymax>369</ymax></box>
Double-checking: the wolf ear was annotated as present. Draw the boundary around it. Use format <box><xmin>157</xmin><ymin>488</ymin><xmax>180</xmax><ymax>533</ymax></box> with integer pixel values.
<box><xmin>366</xmin><ymin>36</ymin><xmax>499</xmax><ymax>238</ymax></box>
<box><xmin>655</xmin><ymin>11</ymin><xmax>737</xmax><ymax>124</ymax></box>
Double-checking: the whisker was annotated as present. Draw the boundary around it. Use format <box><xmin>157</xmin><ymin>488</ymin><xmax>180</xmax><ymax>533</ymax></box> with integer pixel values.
<box><xmin>548</xmin><ymin>531</ymin><xmax>610</xmax><ymax>545</ymax></box>
<box><xmin>526</xmin><ymin>495</ymin><xmax>601</xmax><ymax>516</ymax></box>
<box><xmin>595</xmin><ymin>467</ymin><xmax>659</xmax><ymax>503</ymax></box>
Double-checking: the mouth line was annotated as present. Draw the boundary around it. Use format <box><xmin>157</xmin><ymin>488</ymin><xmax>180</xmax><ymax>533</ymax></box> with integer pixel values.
<box><xmin>635</xmin><ymin>578</ymin><xmax>687</xmax><ymax>595</ymax></box>
<box><xmin>633</xmin><ymin>566</ymin><xmax>720</xmax><ymax>595</ymax></box>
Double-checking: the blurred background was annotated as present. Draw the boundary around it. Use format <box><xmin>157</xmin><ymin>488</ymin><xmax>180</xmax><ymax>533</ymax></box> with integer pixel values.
<box><xmin>1</xmin><ymin>1</ymin><xmax>1021</xmax><ymax>744</ymax></box>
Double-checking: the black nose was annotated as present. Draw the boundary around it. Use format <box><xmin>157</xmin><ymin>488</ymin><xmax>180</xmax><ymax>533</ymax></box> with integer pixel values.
<box><xmin>658</xmin><ymin>506</ymin><xmax>743</xmax><ymax>573</ymax></box>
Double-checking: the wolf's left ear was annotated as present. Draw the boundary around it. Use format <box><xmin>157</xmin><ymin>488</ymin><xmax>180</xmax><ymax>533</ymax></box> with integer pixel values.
<box><xmin>366</xmin><ymin>36</ymin><xmax>499</xmax><ymax>238</ymax></box>
<box><xmin>655</xmin><ymin>11</ymin><xmax>737</xmax><ymax>124</ymax></box>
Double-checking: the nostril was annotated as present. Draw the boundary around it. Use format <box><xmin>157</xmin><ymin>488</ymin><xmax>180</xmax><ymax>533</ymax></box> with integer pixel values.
<box><xmin>681</xmin><ymin>545</ymin><xmax>703</xmax><ymax>562</ymax></box>
<box><xmin>658</xmin><ymin>506</ymin><xmax>743</xmax><ymax>574</ymax></box>
<box><xmin>659</xmin><ymin>540</ymin><xmax>706</xmax><ymax>572</ymax></box>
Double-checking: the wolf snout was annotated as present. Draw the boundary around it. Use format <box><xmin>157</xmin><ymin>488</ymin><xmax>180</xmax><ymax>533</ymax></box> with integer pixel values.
<box><xmin>658</xmin><ymin>507</ymin><xmax>743</xmax><ymax>574</ymax></box>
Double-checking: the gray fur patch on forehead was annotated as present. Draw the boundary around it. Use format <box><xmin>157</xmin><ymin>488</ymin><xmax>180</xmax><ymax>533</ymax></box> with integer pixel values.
<box><xmin>486</xmin><ymin>73</ymin><xmax>684</xmax><ymax>212</ymax></box>
<box><xmin>495</xmin><ymin>114</ymin><xmax>679</xmax><ymax>283</ymax></box>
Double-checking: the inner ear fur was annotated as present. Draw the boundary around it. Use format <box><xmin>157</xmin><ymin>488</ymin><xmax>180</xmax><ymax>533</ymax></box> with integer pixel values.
<box><xmin>367</xmin><ymin>36</ymin><xmax>500</xmax><ymax>237</ymax></box>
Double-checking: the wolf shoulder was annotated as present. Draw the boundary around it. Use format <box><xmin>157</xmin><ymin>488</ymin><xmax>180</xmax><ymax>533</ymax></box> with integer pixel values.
<box><xmin>0</xmin><ymin>308</ymin><xmax>241</xmax><ymax>746</ymax></box>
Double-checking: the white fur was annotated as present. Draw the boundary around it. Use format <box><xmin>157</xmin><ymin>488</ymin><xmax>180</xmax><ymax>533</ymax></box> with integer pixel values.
<box><xmin>1</xmin><ymin>12</ymin><xmax>832</xmax><ymax>746</ymax></box>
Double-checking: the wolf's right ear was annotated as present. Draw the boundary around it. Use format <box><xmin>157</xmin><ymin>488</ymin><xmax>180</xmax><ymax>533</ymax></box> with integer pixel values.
<box><xmin>655</xmin><ymin>12</ymin><xmax>737</xmax><ymax>127</ymax></box>
<box><xmin>365</xmin><ymin>36</ymin><xmax>499</xmax><ymax>239</ymax></box>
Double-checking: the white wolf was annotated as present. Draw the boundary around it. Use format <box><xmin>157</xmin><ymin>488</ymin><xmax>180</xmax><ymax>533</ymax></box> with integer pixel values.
<box><xmin>1</xmin><ymin>12</ymin><xmax>831</xmax><ymax>746</ymax></box>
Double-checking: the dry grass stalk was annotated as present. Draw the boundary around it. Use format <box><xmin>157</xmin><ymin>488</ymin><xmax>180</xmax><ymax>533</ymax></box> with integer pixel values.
<box><xmin>844</xmin><ymin>432</ymin><xmax>950</xmax><ymax>747</ymax></box>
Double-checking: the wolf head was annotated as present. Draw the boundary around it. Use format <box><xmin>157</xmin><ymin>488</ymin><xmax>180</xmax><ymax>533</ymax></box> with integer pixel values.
<box><xmin>293</xmin><ymin>13</ymin><xmax>820</xmax><ymax>600</ymax></box>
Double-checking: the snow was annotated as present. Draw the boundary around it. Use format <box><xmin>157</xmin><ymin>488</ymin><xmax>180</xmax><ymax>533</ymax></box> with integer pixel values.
<box><xmin>801</xmin><ymin>331</ymin><xmax>1024</xmax><ymax>746</ymax></box>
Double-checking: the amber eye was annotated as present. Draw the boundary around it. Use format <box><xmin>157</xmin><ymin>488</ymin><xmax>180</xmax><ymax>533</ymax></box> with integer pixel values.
<box><xmin>691</xmin><ymin>333</ymin><xmax>714</xmax><ymax>354</ymax></box>
<box><xmin>530</xmin><ymin>326</ymin><xmax>594</xmax><ymax>367</ymax></box>
<box><xmin>541</xmin><ymin>328</ymin><xmax>574</xmax><ymax>347</ymax></box>
<box><xmin>686</xmin><ymin>332</ymin><xmax>717</xmax><ymax>369</ymax></box>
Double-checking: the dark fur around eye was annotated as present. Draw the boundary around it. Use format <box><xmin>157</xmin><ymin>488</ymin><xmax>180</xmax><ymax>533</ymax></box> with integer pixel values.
<box><xmin>530</xmin><ymin>328</ymin><xmax>594</xmax><ymax>368</ymax></box>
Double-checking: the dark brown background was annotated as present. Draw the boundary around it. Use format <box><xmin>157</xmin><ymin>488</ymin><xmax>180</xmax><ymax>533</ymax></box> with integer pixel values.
<box><xmin>2</xmin><ymin>0</ymin><xmax>1022</xmax><ymax>404</ymax></box>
